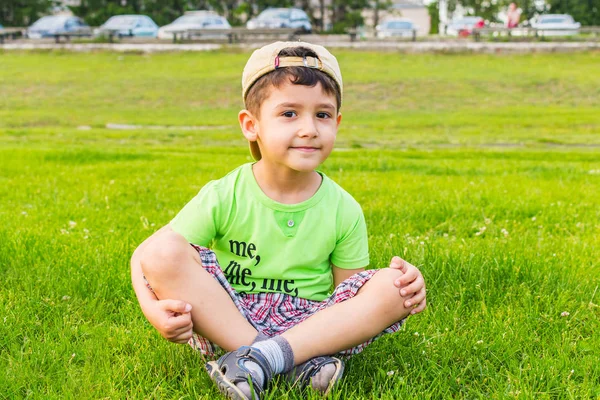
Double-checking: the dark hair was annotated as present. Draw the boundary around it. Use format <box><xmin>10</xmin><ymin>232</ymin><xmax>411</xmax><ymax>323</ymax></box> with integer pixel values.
<box><xmin>245</xmin><ymin>46</ymin><xmax>342</xmax><ymax>117</ymax></box>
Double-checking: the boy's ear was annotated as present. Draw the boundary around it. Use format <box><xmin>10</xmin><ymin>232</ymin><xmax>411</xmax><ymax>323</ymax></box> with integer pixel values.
<box><xmin>239</xmin><ymin>109</ymin><xmax>258</xmax><ymax>141</ymax></box>
<box><xmin>336</xmin><ymin>112</ymin><xmax>342</xmax><ymax>128</ymax></box>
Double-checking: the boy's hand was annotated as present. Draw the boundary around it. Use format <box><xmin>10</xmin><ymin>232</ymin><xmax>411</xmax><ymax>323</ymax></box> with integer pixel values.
<box><xmin>146</xmin><ymin>299</ymin><xmax>194</xmax><ymax>344</ymax></box>
<box><xmin>389</xmin><ymin>256</ymin><xmax>427</xmax><ymax>315</ymax></box>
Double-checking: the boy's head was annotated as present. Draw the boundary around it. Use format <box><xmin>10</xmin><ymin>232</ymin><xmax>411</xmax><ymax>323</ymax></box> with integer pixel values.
<box><xmin>240</xmin><ymin>41</ymin><xmax>343</xmax><ymax>161</ymax></box>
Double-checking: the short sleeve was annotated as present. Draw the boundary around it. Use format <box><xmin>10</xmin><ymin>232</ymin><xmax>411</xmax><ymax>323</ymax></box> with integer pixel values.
<box><xmin>169</xmin><ymin>181</ymin><xmax>223</xmax><ymax>246</ymax></box>
<box><xmin>330</xmin><ymin>199</ymin><xmax>369</xmax><ymax>269</ymax></box>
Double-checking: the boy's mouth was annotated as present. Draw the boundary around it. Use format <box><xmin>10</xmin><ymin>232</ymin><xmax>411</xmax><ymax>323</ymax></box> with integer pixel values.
<box><xmin>291</xmin><ymin>146</ymin><xmax>319</xmax><ymax>151</ymax></box>
<box><xmin>291</xmin><ymin>146</ymin><xmax>319</xmax><ymax>152</ymax></box>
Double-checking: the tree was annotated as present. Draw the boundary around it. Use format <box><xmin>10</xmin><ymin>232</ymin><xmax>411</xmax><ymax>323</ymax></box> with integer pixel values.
<box><xmin>547</xmin><ymin>0</ymin><xmax>599</xmax><ymax>26</ymax></box>
<box><xmin>428</xmin><ymin>0</ymin><xmax>440</xmax><ymax>34</ymax></box>
<box><xmin>0</xmin><ymin>0</ymin><xmax>54</xmax><ymax>26</ymax></box>
<box><xmin>329</xmin><ymin>0</ymin><xmax>373</xmax><ymax>32</ymax></box>
<box><xmin>372</xmin><ymin>0</ymin><xmax>392</xmax><ymax>29</ymax></box>
<box><xmin>451</xmin><ymin>0</ymin><xmax>504</xmax><ymax>22</ymax></box>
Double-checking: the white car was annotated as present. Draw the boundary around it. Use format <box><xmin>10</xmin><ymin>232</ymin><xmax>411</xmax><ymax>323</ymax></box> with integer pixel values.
<box><xmin>157</xmin><ymin>11</ymin><xmax>231</xmax><ymax>40</ymax></box>
<box><xmin>246</xmin><ymin>8</ymin><xmax>311</xmax><ymax>33</ymax></box>
<box><xmin>531</xmin><ymin>14</ymin><xmax>581</xmax><ymax>36</ymax></box>
<box><xmin>376</xmin><ymin>18</ymin><xmax>416</xmax><ymax>39</ymax></box>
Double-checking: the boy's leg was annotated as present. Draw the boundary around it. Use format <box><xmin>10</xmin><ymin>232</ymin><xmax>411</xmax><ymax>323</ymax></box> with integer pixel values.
<box><xmin>140</xmin><ymin>230</ymin><xmax>257</xmax><ymax>351</ymax></box>
<box><xmin>206</xmin><ymin>268</ymin><xmax>409</xmax><ymax>398</ymax></box>
<box><xmin>281</xmin><ymin>268</ymin><xmax>410</xmax><ymax>364</ymax></box>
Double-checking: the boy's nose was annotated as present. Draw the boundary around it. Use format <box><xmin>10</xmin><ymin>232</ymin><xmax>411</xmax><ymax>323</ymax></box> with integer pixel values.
<box><xmin>298</xmin><ymin>117</ymin><xmax>318</xmax><ymax>138</ymax></box>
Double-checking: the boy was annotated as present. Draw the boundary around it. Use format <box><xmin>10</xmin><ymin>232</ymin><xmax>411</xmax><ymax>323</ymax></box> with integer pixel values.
<box><xmin>131</xmin><ymin>41</ymin><xmax>426</xmax><ymax>399</ymax></box>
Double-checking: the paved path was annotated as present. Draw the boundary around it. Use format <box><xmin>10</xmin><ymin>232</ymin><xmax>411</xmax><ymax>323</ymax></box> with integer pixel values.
<box><xmin>1</xmin><ymin>40</ymin><xmax>599</xmax><ymax>53</ymax></box>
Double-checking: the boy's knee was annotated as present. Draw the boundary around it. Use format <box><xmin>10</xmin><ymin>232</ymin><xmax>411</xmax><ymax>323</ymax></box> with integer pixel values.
<box><xmin>140</xmin><ymin>231</ymin><xmax>194</xmax><ymax>279</ymax></box>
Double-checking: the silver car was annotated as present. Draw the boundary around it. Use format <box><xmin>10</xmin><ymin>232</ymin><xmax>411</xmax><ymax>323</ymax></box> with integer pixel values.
<box><xmin>158</xmin><ymin>11</ymin><xmax>231</xmax><ymax>40</ymax></box>
<box><xmin>376</xmin><ymin>18</ymin><xmax>416</xmax><ymax>38</ymax></box>
<box><xmin>531</xmin><ymin>14</ymin><xmax>581</xmax><ymax>36</ymax></box>
<box><xmin>27</xmin><ymin>15</ymin><xmax>91</xmax><ymax>39</ymax></box>
<box><xmin>97</xmin><ymin>15</ymin><xmax>159</xmax><ymax>37</ymax></box>
<box><xmin>246</xmin><ymin>8</ymin><xmax>312</xmax><ymax>33</ymax></box>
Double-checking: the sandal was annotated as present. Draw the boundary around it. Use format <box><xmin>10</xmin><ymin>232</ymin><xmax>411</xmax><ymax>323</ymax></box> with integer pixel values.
<box><xmin>285</xmin><ymin>356</ymin><xmax>344</xmax><ymax>395</ymax></box>
<box><xmin>206</xmin><ymin>346</ymin><xmax>273</xmax><ymax>400</ymax></box>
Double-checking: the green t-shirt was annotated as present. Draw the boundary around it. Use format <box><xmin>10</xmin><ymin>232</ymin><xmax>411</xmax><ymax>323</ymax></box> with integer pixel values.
<box><xmin>170</xmin><ymin>163</ymin><xmax>369</xmax><ymax>301</ymax></box>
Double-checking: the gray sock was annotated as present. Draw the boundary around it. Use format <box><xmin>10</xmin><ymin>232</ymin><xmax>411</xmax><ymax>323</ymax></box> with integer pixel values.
<box><xmin>252</xmin><ymin>332</ymin><xmax>270</xmax><ymax>344</ymax></box>
<box><xmin>243</xmin><ymin>335</ymin><xmax>295</xmax><ymax>375</ymax></box>
<box><xmin>236</xmin><ymin>335</ymin><xmax>295</xmax><ymax>397</ymax></box>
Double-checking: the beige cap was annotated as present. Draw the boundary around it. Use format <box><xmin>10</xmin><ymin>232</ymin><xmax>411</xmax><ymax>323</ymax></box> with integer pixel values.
<box><xmin>242</xmin><ymin>41</ymin><xmax>343</xmax><ymax>160</ymax></box>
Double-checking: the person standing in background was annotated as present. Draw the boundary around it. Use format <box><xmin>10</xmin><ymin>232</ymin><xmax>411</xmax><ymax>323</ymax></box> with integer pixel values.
<box><xmin>506</xmin><ymin>2</ymin><xmax>521</xmax><ymax>28</ymax></box>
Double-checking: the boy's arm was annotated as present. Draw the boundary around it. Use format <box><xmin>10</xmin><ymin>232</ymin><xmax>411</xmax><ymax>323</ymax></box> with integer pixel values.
<box><xmin>332</xmin><ymin>264</ymin><xmax>365</xmax><ymax>287</ymax></box>
<box><xmin>131</xmin><ymin>225</ymin><xmax>194</xmax><ymax>344</ymax></box>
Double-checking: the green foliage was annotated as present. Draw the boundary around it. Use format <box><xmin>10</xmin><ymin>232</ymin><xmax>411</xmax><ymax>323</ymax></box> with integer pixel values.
<box><xmin>516</xmin><ymin>0</ymin><xmax>550</xmax><ymax>22</ymax></box>
<box><xmin>446</xmin><ymin>0</ymin><xmax>509</xmax><ymax>22</ymax></box>
<box><xmin>331</xmin><ymin>10</ymin><xmax>364</xmax><ymax>32</ymax></box>
<box><xmin>330</xmin><ymin>0</ymin><xmax>369</xmax><ymax>31</ymax></box>
<box><xmin>0</xmin><ymin>0</ymin><xmax>54</xmax><ymax>26</ymax></box>
<box><xmin>428</xmin><ymin>1</ymin><xmax>440</xmax><ymax>34</ymax></box>
<box><xmin>1</xmin><ymin>50</ymin><xmax>599</xmax><ymax>398</ymax></box>
<box><xmin>70</xmin><ymin>2</ymin><xmax>135</xmax><ymax>27</ymax></box>
<box><xmin>547</xmin><ymin>0</ymin><xmax>600</xmax><ymax>26</ymax></box>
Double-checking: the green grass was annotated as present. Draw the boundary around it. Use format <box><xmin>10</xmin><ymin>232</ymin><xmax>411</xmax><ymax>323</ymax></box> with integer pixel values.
<box><xmin>1</xmin><ymin>49</ymin><xmax>599</xmax><ymax>399</ymax></box>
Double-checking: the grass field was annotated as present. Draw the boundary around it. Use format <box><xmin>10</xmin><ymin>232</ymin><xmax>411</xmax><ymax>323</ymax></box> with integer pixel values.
<box><xmin>1</xmin><ymin>49</ymin><xmax>599</xmax><ymax>399</ymax></box>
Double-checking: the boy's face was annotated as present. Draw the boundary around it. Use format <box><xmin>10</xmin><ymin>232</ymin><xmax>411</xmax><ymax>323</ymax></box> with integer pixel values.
<box><xmin>240</xmin><ymin>79</ymin><xmax>341</xmax><ymax>173</ymax></box>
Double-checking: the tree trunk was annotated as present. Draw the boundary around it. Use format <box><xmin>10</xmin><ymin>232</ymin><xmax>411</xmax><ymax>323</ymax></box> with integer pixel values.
<box><xmin>319</xmin><ymin>0</ymin><xmax>325</xmax><ymax>31</ymax></box>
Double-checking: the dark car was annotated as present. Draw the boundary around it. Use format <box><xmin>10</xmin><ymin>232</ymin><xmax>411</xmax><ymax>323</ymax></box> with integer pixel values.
<box><xmin>27</xmin><ymin>15</ymin><xmax>91</xmax><ymax>38</ymax></box>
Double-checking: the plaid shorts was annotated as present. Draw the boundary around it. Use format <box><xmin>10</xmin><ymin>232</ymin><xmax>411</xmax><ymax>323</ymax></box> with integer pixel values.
<box><xmin>149</xmin><ymin>245</ymin><xmax>404</xmax><ymax>358</ymax></box>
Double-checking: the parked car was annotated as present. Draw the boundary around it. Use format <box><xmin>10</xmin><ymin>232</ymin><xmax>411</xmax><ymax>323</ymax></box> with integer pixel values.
<box><xmin>531</xmin><ymin>14</ymin><xmax>580</xmax><ymax>36</ymax></box>
<box><xmin>27</xmin><ymin>15</ymin><xmax>91</xmax><ymax>39</ymax></box>
<box><xmin>446</xmin><ymin>16</ymin><xmax>484</xmax><ymax>36</ymax></box>
<box><xmin>97</xmin><ymin>15</ymin><xmax>159</xmax><ymax>37</ymax></box>
<box><xmin>246</xmin><ymin>8</ymin><xmax>312</xmax><ymax>33</ymax></box>
<box><xmin>376</xmin><ymin>18</ymin><xmax>416</xmax><ymax>38</ymax></box>
<box><xmin>157</xmin><ymin>11</ymin><xmax>231</xmax><ymax>40</ymax></box>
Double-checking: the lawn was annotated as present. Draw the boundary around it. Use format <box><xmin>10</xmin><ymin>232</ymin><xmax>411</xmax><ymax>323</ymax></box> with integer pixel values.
<box><xmin>0</xmin><ymin>48</ymin><xmax>599</xmax><ymax>399</ymax></box>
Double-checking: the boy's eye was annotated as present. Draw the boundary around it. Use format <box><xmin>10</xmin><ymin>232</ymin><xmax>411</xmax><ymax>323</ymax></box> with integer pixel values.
<box><xmin>282</xmin><ymin>111</ymin><xmax>296</xmax><ymax>118</ymax></box>
<box><xmin>317</xmin><ymin>112</ymin><xmax>331</xmax><ymax>119</ymax></box>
